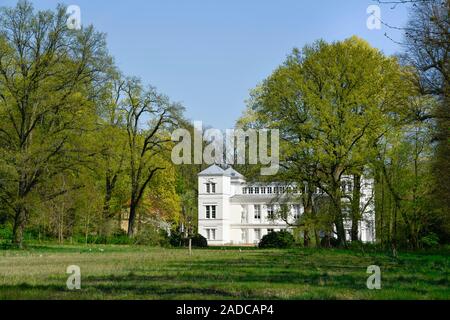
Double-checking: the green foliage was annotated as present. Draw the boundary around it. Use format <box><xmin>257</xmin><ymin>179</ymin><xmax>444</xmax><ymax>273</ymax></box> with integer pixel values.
<box><xmin>189</xmin><ymin>233</ymin><xmax>208</xmax><ymax>248</ymax></box>
<box><xmin>133</xmin><ymin>226</ymin><xmax>170</xmax><ymax>247</ymax></box>
<box><xmin>169</xmin><ymin>231</ymin><xmax>208</xmax><ymax>248</ymax></box>
<box><xmin>0</xmin><ymin>226</ymin><xmax>12</xmax><ymax>241</ymax></box>
<box><xmin>169</xmin><ymin>231</ymin><xmax>184</xmax><ymax>247</ymax></box>
<box><xmin>420</xmin><ymin>233</ymin><xmax>440</xmax><ymax>249</ymax></box>
<box><xmin>258</xmin><ymin>230</ymin><xmax>295</xmax><ymax>248</ymax></box>
<box><xmin>0</xmin><ymin>1</ymin><xmax>190</xmax><ymax>246</ymax></box>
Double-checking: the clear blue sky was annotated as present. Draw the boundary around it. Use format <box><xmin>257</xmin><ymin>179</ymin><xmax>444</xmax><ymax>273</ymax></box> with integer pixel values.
<box><xmin>4</xmin><ymin>0</ymin><xmax>410</xmax><ymax>129</ymax></box>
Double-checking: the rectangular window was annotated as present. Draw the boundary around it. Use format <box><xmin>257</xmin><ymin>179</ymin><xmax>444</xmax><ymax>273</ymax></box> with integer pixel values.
<box><xmin>206</xmin><ymin>183</ymin><xmax>216</xmax><ymax>194</ymax></box>
<box><xmin>267</xmin><ymin>229</ymin><xmax>274</xmax><ymax>233</ymax></box>
<box><xmin>254</xmin><ymin>205</ymin><xmax>261</xmax><ymax>219</ymax></box>
<box><xmin>274</xmin><ymin>187</ymin><xmax>279</xmax><ymax>194</ymax></box>
<box><xmin>241</xmin><ymin>210</ymin><xmax>248</xmax><ymax>223</ymax></box>
<box><xmin>205</xmin><ymin>229</ymin><xmax>216</xmax><ymax>240</ymax></box>
<box><xmin>261</xmin><ymin>187</ymin><xmax>266</xmax><ymax>194</ymax></box>
<box><xmin>206</xmin><ymin>205</ymin><xmax>216</xmax><ymax>219</ymax></box>
<box><xmin>241</xmin><ymin>229</ymin><xmax>248</xmax><ymax>242</ymax></box>
<box><xmin>249</xmin><ymin>187</ymin><xmax>254</xmax><ymax>194</ymax></box>
<box><xmin>293</xmin><ymin>204</ymin><xmax>300</xmax><ymax>220</ymax></box>
<box><xmin>254</xmin><ymin>187</ymin><xmax>259</xmax><ymax>194</ymax></box>
<box><xmin>267</xmin><ymin>205</ymin><xmax>274</xmax><ymax>220</ymax></box>
<box><xmin>254</xmin><ymin>229</ymin><xmax>261</xmax><ymax>241</ymax></box>
<box><xmin>243</xmin><ymin>187</ymin><xmax>247</xmax><ymax>194</ymax></box>
<box><xmin>267</xmin><ymin>187</ymin><xmax>272</xmax><ymax>194</ymax></box>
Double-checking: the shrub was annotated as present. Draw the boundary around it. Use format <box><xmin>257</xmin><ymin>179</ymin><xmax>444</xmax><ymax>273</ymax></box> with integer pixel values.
<box><xmin>169</xmin><ymin>232</ymin><xmax>208</xmax><ymax>248</ymax></box>
<box><xmin>189</xmin><ymin>233</ymin><xmax>208</xmax><ymax>248</ymax></box>
<box><xmin>169</xmin><ymin>231</ymin><xmax>183</xmax><ymax>247</ymax></box>
<box><xmin>134</xmin><ymin>227</ymin><xmax>170</xmax><ymax>246</ymax></box>
<box><xmin>0</xmin><ymin>225</ymin><xmax>12</xmax><ymax>240</ymax></box>
<box><xmin>320</xmin><ymin>235</ymin><xmax>340</xmax><ymax>248</ymax></box>
<box><xmin>421</xmin><ymin>233</ymin><xmax>440</xmax><ymax>248</ymax></box>
<box><xmin>258</xmin><ymin>230</ymin><xmax>294</xmax><ymax>248</ymax></box>
<box><xmin>108</xmin><ymin>234</ymin><xmax>133</xmax><ymax>245</ymax></box>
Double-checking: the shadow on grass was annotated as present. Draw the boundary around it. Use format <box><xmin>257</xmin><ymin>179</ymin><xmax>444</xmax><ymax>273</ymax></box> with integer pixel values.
<box><xmin>0</xmin><ymin>282</ymin><xmax>243</xmax><ymax>299</ymax></box>
<box><xmin>1</xmin><ymin>248</ymin><xmax>447</xmax><ymax>299</ymax></box>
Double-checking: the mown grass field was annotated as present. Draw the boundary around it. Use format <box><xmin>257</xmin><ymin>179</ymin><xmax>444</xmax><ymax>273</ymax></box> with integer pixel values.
<box><xmin>0</xmin><ymin>244</ymin><xmax>448</xmax><ymax>300</ymax></box>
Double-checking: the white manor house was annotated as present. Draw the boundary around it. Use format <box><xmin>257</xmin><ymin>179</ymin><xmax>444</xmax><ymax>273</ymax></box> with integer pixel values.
<box><xmin>198</xmin><ymin>164</ymin><xmax>375</xmax><ymax>245</ymax></box>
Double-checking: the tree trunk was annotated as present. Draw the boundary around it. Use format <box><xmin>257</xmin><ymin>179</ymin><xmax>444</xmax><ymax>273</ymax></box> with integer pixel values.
<box><xmin>379</xmin><ymin>171</ymin><xmax>385</xmax><ymax>247</ymax></box>
<box><xmin>351</xmin><ymin>174</ymin><xmax>361</xmax><ymax>241</ymax></box>
<box><xmin>303</xmin><ymin>230</ymin><xmax>310</xmax><ymax>247</ymax></box>
<box><xmin>331</xmin><ymin>181</ymin><xmax>346</xmax><ymax>247</ymax></box>
<box><xmin>301</xmin><ymin>183</ymin><xmax>314</xmax><ymax>248</ymax></box>
<box><xmin>127</xmin><ymin>201</ymin><xmax>137</xmax><ymax>237</ymax></box>
<box><xmin>12</xmin><ymin>206</ymin><xmax>26</xmax><ymax>248</ymax></box>
<box><xmin>101</xmin><ymin>186</ymin><xmax>112</xmax><ymax>236</ymax></box>
<box><xmin>314</xmin><ymin>228</ymin><xmax>320</xmax><ymax>248</ymax></box>
<box><xmin>12</xmin><ymin>174</ymin><xmax>28</xmax><ymax>248</ymax></box>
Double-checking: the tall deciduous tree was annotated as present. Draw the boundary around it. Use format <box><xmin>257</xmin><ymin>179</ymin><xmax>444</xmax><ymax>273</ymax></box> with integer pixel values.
<box><xmin>243</xmin><ymin>37</ymin><xmax>412</xmax><ymax>246</ymax></box>
<box><xmin>122</xmin><ymin>78</ymin><xmax>182</xmax><ymax>237</ymax></box>
<box><xmin>0</xmin><ymin>1</ymin><xmax>111</xmax><ymax>246</ymax></box>
<box><xmin>403</xmin><ymin>0</ymin><xmax>450</xmax><ymax>241</ymax></box>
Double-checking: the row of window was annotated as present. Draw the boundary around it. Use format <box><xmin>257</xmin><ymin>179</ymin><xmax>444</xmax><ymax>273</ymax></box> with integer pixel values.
<box><xmin>253</xmin><ymin>204</ymin><xmax>274</xmax><ymax>219</ymax></box>
<box><xmin>253</xmin><ymin>204</ymin><xmax>300</xmax><ymax>220</ymax></box>
<box><xmin>242</xmin><ymin>186</ymin><xmax>299</xmax><ymax>195</ymax></box>
<box><xmin>206</xmin><ymin>182</ymin><xmax>369</xmax><ymax>195</ymax></box>
<box><xmin>243</xmin><ymin>228</ymin><xmax>277</xmax><ymax>242</ymax></box>
<box><xmin>205</xmin><ymin>204</ymin><xmax>301</xmax><ymax>220</ymax></box>
<box><xmin>205</xmin><ymin>228</ymin><xmax>278</xmax><ymax>242</ymax></box>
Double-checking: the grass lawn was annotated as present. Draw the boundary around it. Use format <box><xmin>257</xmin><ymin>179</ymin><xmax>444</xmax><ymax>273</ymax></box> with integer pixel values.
<box><xmin>0</xmin><ymin>244</ymin><xmax>448</xmax><ymax>300</ymax></box>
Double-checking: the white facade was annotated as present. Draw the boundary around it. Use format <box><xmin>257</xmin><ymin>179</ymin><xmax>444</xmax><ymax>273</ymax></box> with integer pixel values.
<box><xmin>198</xmin><ymin>165</ymin><xmax>375</xmax><ymax>246</ymax></box>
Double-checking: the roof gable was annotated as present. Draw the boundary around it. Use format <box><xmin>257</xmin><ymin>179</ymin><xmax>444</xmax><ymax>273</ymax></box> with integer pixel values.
<box><xmin>198</xmin><ymin>164</ymin><xmax>225</xmax><ymax>176</ymax></box>
<box><xmin>224</xmin><ymin>167</ymin><xmax>244</xmax><ymax>179</ymax></box>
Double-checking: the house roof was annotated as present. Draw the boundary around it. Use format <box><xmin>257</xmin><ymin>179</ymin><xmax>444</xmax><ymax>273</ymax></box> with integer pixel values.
<box><xmin>198</xmin><ymin>164</ymin><xmax>225</xmax><ymax>176</ymax></box>
<box><xmin>198</xmin><ymin>165</ymin><xmax>245</xmax><ymax>178</ymax></box>
<box><xmin>224</xmin><ymin>167</ymin><xmax>244</xmax><ymax>179</ymax></box>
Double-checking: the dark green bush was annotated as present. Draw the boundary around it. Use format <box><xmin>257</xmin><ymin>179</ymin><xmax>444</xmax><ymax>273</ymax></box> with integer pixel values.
<box><xmin>169</xmin><ymin>231</ymin><xmax>208</xmax><ymax>248</ymax></box>
<box><xmin>258</xmin><ymin>230</ymin><xmax>294</xmax><ymax>248</ymax></box>
<box><xmin>421</xmin><ymin>233</ymin><xmax>440</xmax><ymax>248</ymax></box>
<box><xmin>189</xmin><ymin>233</ymin><xmax>208</xmax><ymax>248</ymax></box>
<box><xmin>320</xmin><ymin>235</ymin><xmax>340</xmax><ymax>248</ymax></box>
<box><xmin>0</xmin><ymin>225</ymin><xmax>12</xmax><ymax>240</ymax></box>
<box><xmin>169</xmin><ymin>231</ymin><xmax>183</xmax><ymax>247</ymax></box>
